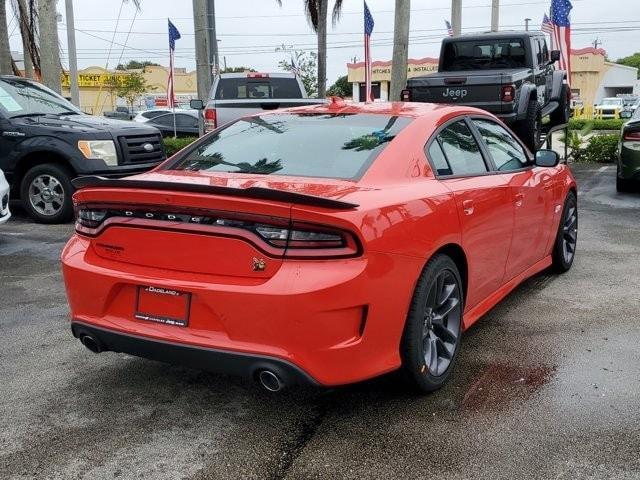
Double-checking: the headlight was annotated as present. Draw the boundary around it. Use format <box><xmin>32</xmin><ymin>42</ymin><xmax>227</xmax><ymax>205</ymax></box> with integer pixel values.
<box><xmin>77</xmin><ymin>140</ymin><xmax>118</xmax><ymax>166</ymax></box>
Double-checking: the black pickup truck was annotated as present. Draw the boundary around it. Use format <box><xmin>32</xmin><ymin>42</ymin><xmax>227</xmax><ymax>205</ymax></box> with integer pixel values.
<box><xmin>0</xmin><ymin>76</ymin><xmax>165</xmax><ymax>223</ymax></box>
<box><xmin>402</xmin><ymin>31</ymin><xmax>570</xmax><ymax>150</ymax></box>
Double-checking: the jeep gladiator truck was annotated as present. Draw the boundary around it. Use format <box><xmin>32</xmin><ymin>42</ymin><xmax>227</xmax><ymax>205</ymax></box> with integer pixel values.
<box><xmin>203</xmin><ymin>72</ymin><xmax>326</xmax><ymax>132</ymax></box>
<box><xmin>402</xmin><ymin>31</ymin><xmax>570</xmax><ymax>150</ymax></box>
<box><xmin>0</xmin><ymin>76</ymin><xmax>166</xmax><ymax>223</ymax></box>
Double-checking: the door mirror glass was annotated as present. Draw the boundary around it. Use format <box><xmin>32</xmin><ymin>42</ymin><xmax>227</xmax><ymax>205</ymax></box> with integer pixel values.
<box><xmin>550</xmin><ymin>50</ymin><xmax>561</xmax><ymax>63</ymax></box>
<box><xmin>190</xmin><ymin>99</ymin><xmax>204</xmax><ymax>110</ymax></box>
<box><xmin>535</xmin><ymin>149</ymin><xmax>560</xmax><ymax>167</ymax></box>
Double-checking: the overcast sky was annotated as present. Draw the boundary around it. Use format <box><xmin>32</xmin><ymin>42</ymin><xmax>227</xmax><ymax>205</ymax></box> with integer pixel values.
<box><xmin>6</xmin><ymin>0</ymin><xmax>640</xmax><ymax>84</ymax></box>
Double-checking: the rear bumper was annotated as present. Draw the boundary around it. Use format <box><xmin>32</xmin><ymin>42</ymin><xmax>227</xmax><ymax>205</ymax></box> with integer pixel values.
<box><xmin>61</xmin><ymin>235</ymin><xmax>421</xmax><ymax>386</ymax></box>
<box><xmin>619</xmin><ymin>144</ymin><xmax>640</xmax><ymax>180</ymax></box>
<box><xmin>71</xmin><ymin>321</ymin><xmax>319</xmax><ymax>386</ymax></box>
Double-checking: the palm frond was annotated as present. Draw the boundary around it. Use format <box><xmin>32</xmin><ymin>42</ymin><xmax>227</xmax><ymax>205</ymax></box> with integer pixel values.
<box><xmin>331</xmin><ymin>0</ymin><xmax>343</xmax><ymax>26</ymax></box>
<box><xmin>304</xmin><ymin>0</ymin><xmax>320</xmax><ymax>32</ymax></box>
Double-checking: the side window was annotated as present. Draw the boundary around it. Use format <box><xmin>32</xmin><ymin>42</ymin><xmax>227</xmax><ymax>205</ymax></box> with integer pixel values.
<box><xmin>175</xmin><ymin>114</ymin><xmax>197</xmax><ymax>128</ymax></box>
<box><xmin>153</xmin><ymin>115</ymin><xmax>173</xmax><ymax>126</ymax></box>
<box><xmin>427</xmin><ymin>141</ymin><xmax>452</xmax><ymax>176</ymax></box>
<box><xmin>437</xmin><ymin>120</ymin><xmax>488</xmax><ymax>176</ymax></box>
<box><xmin>540</xmin><ymin>39</ymin><xmax>549</xmax><ymax>64</ymax></box>
<box><xmin>534</xmin><ymin>39</ymin><xmax>543</xmax><ymax>66</ymax></box>
<box><xmin>474</xmin><ymin>119</ymin><xmax>530</xmax><ymax>171</ymax></box>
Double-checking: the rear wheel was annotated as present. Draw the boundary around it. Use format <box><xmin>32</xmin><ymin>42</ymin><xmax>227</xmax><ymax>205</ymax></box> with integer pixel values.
<box><xmin>401</xmin><ymin>254</ymin><xmax>463</xmax><ymax>393</ymax></box>
<box><xmin>616</xmin><ymin>166</ymin><xmax>635</xmax><ymax>193</ymax></box>
<box><xmin>20</xmin><ymin>163</ymin><xmax>74</xmax><ymax>224</ymax></box>
<box><xmin>552</xmin><ymin>192</ymin><xmax>578</xmax><ymax>273</ymax></box>
<box><xmin>515</xmin><ymin>99</ymin><xmax>542</xmax><ymax>152</ymax></box>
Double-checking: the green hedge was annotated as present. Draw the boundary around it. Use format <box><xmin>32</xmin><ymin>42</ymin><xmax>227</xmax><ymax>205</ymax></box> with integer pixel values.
<box><xmin>568</xmin><ymin>118</ymin><xmax>624</xmax><ymax>131</ymax></box>
<box><xmin>572</xmin><ymin>134</ymin><xmax>620</xmax><ymax>163</ymax></box>
<box><xmin>163</xmin><ymin>136</ymin><xmax>198</xmax><ymax>157</ymax></box>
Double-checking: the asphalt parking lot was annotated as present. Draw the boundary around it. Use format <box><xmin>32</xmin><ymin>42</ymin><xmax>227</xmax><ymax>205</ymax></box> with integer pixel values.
<box><xmin>1</xmin><ymin>164</ymin><xmax>639</xmax><ymax>480</ymax></box>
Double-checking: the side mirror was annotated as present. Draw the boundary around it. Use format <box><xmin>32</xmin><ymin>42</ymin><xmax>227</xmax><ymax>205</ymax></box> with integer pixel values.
<box><xmin>190</xmin><ymin>99</ymin><xmax>204</xmax><ymax>110</ymax></box>
<box><xmin>535</xmin><ymin>149</ymin><xmax>560</xmax><ymax>167</ymax></box>
<box><xmin>620</xmin><ymin>110</ymin><xmax>633</xmax><ymax>119</ymax></box>
<box><xmin>550</xmin><ymin>50</ymin><xmax>561</xmax><ymax>63</ymax></box>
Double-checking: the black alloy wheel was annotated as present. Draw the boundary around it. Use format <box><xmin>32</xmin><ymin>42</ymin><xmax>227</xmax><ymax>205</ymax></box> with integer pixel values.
<box><xmin>552</xmin><ymin>191</ymin><xmax>578</xmax><ymax>272</ymax></box>
<box><xmin>402</xmin><ymin>254</ymin><xmax>463</xmax><ymax>393</ymax></box>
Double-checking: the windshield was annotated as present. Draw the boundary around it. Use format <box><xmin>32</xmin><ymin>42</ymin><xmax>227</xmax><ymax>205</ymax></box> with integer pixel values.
<box><xmin>0</xmin><ymin>78</ymin><xmax>81</xmax><ymax>118</ymax></box>
<box><xmin>602</xmin><ymin>99</ymin><xmax>623</xmax><ymax>106</ymax></box>
<box><xmin>442</xmin><ymin>39</ymin><xmax>527</xmax><ymax>71</ymax></box>
<box><xmin>169</xmin><ymin>113</ymin><xmax>411</xmax><ymax>179</ymax></box>
<box><xmin>214</xmin><ymin>77</ymin><xmax>304</xmax><ymax>100</ymax></box>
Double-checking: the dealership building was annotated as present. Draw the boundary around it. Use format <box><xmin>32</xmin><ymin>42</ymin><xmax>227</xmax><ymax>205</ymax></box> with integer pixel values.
<box><xmin>347</xmin><ymin>47</ymin><xmax>639</xmax><ymax>106</ymax></box>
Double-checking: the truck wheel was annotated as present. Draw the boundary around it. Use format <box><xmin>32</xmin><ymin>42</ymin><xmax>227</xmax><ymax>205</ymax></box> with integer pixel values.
<box><xmin>515</xmin><ymin>99</ymin><xmax>542</xmax><ymax>152</ymax></box>
<box><xmin>550</xmin><ymin>84</ymin><xmax>571</xmax><ymax>126</ymax></box>
<box><xmin>20</xmin><ymin>163</ymin><xmax>74</xmax><ymax>224</ymax></box>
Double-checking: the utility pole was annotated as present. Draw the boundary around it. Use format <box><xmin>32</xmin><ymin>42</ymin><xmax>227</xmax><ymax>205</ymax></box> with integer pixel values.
<box><xmin>593</xmin><ymin>38</ymin><xmax>602</xmax><ymax>50</ymax></box>
<box><xmin>206</xmin><ymin>0</ymin><xmax>219</xmax><ymax>76</ymax></box>
<box><xmin>390</xmin><ymin>0</ymin><xmax>410</xmax><ymax>102</ymax></box>
<box><xmin>39</xmin><ymin>0</ymin><xmax>61</xmax><ymax>93</ymax></box>
<box><xmin>0</xmin><ymin>1</ymin><xmax>13</xmax><ymax>75</ymax></box>
<box><xmin>525</xmin><ymin>18</ymin><xmax>531</xmax><ymax>31</ymax></box>
<box><xmin>65</xmin><ymin>0</ymin><xmax>80</xmax><ymax>106</ymax></box>
<box><xmin>193</xmin><ymin>0</ymin><xmax>211</xmax><ymax>101</ymax></box>
<box><xmin>451</xmin><ymin>0</ymin><xmax>462</xmax><ymax>36</ymax></box>
<box><xmin>491</xmin><ymin>0</ymin><xmax>499</xmax><ymax>32</ymax></box>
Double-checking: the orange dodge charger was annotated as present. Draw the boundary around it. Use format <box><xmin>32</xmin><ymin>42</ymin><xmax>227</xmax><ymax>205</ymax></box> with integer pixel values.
<box><xmin>61</xmin><ymin>101</ymin><xmax>577</xmax><ymax>393</ymax></box>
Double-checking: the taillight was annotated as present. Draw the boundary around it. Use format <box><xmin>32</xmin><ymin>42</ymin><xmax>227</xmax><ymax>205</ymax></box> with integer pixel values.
<box><xmin>501</xmin><ymin>85</ymin><xmax>515</xmax><ymax>102</ymax></box>
<box><xmin>74</xmin><ymin>206</ymin><xmax>361</xmax><ymax>258</ymax></box>
<box><xmin>204</xmin><ymin>108</ymin><xmax>217</xmax><ymax>132</ymax></box>
<box><xmin>401</xmin><ymin>89</ymin><xmax>411</xmax><ymax>102</ymax></box>
<box><xmin>623</xmin><ymin>130</ymin><xmax>640</xmax><ymax>141</ymax></box>
<box><xmin>247</xmin><ymin>72</ymin><xmax>269</xmax><ymax>78</ymax></box>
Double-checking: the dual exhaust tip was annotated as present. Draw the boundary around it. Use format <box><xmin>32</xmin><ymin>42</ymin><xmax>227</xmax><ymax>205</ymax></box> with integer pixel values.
<box><xmin>79</xmin><ymin>333</ymin><xmax>286</xmax><ymax>392</ymax></box>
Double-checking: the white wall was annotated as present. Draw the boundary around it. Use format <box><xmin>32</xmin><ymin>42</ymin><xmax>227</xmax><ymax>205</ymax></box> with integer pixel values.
<box><xmin>595</xmin><ymin>64</ymin><xmax>638</xmax><ymax>104</ymax></box>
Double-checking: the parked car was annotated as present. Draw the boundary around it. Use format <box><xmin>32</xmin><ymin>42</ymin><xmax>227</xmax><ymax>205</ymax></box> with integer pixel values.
<box><xmin>203</xmin><ymin>72</ymin><xmax>326</xmax><ymax>131</ymax></box>
<box><xmin>133</xmin><ymin>108</ymin><xmax>195</xmax><ymax>123</ymax></box>
<box><xmin>0</xmin><ymin>168</ymin><xmax>10</xmax><ymax>225</ymax></box>
<box><xmin>104</xmin><ymin>106</ymin><xmax>137</xmax><ymax>121</ymax></box>
<box><xmin>0</xmin><ymin>76</ymin><xmax>166</xmax><ymax>223</ymax></box>
<box><xmin>145</xmin><ymin>111</ymin><xmax>199</xmax><ymax>138</ymax></box>
<box><xmin>617</xmin><ymin>106</ymin><xmax>640</xmax><ymax>192</ymax></box>
<box><xmin>594</xmin><ymin>97</ymin><xmax>624</xmax><ymax>119</ymax></box>
<box><xmin>402</xmin><ymin>31</ymin><xmax>570</xmax><ymax>151</ymax></box>
<box><xmin>62</xmin><ymin>100</ymin><xmax>577</xmax><ymax>393</ymax></box>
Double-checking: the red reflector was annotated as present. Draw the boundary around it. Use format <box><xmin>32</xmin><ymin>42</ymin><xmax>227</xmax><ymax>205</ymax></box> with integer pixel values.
<box><xmin>623</xmin><ymin>131</ymin><xmax>640</xmax><ymax>141</ymax></box>
<box><xmin>501</xmin><ymin>85</ymin><xmax>515</xmax><ymax>102</ymax></box>
<box><xmin>401</xmin><ymin>89</ymin><xmax>411</xmax><ymax>101</ymax></box>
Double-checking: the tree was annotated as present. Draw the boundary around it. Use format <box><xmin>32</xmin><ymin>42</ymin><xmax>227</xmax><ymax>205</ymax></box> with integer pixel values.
<box><xmin>327</xmin><ymin>75</ymin><xmax>351</xmax><ymax>97</ymax></box>
<box><xmin>0</xmin><ymin>0</ymin><xmax>14</xmax><ymax>74</ymax></box>
<box><xmin>616</xmin><ymin>53</ymin><xmax>640</xmax><ymax>78</ymax></box>
<box><xmin>116</xmin><ymin>60</ymin><xmax>161</xmax><ymax>71</ymax></box>
<box><xmin>115</xmin><ymin>72</ymin><xmax>154</xmax><ymax>111</ymax></box>
<box><xmin>275</xmin><ymin>0</ymin><xmax>344</xmax><ymax>98</ymax></box>
<box><xmin>39</xmin><ymin>0</ymin><xmax>61</xmax><ymax>92</ymax></box>
<box><xmin>220</xmin><ymin>66</ymin><xmax>257</xmax><ymax>73</ymax></box>
<box><xmin>278</xmin><ymin>50</ymin><xmax>318</xmax><ymax>97</ymax></box>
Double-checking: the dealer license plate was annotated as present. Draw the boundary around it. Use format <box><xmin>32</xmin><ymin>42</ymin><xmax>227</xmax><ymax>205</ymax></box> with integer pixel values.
<box><xmin>135</xmin><ymin>285</ymin><xmax>191</xmax><ymax>327</ymax></box>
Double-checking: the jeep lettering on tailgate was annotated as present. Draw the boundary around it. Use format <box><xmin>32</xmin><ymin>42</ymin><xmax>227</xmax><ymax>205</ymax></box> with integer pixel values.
<box><xmin>443</xmin><ymin>88</ymin><xmax>468</xmax><ymax>100</ymax></box>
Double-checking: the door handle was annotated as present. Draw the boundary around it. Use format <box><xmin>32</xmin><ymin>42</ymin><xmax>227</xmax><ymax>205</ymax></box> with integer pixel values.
<box><xmin>462</xmin><ymin>200</ymin><xmax>474</xmax><ymax>215</ymax></box>
<box><xmin>515</xmin><ymin>193</ymin><xmax>525</xmax><ymax>207</ymax></box>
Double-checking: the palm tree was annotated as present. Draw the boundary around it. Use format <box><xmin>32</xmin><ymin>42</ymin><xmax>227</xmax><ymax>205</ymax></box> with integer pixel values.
<box><xmin>276</xmin><ymin>0</ymin><xmax>344</xmax><ymax>98</ymax></box>
<box><xmin>390</xmin><ymin>0</ymin><xmax>410</xmax><ymax>101</ymax></box>
<box><xmin>0</xmin><ymin>0</ymin><xmax>13</xmax><ymax>74</ymax></box>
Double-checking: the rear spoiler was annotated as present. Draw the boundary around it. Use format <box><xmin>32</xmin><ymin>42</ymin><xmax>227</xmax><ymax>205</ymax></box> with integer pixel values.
<box><xmin>72</xmin><ymin>176</ymin><xmax>359</xmax><ymax>210</ymax></box>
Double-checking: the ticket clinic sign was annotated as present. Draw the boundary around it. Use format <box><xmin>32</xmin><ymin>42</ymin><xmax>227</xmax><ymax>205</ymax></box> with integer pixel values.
<box><xmin>61</xmin><ymin>72</ymin><xmax>131</xmax><ymax>88</ymax></box>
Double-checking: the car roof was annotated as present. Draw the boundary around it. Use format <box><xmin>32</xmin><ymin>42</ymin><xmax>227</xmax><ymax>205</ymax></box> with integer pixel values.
<box><xmin>275</xmin><ymin>100</ymin><xmax>487</xmax><ymax>120</ymax></box>
<box><xmin>448</xmin><ymin>30</ymin><xmax>543</xmax><ymax>40</ymax></box>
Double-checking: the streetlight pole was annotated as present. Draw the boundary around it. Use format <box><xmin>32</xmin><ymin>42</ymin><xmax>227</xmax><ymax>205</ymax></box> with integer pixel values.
<box><xmin>491</xmin><ymin>0</ymin><xmax>499</xmax><ymax>32</ymax></box>
<box><xmin>65</xmin><ymin>0</ymin><xmax>80</xmax><ymax>106</ymax></box>
<box><xmin>525</xmin><ymin>18</ymin><xmax>531</xmax><ymax>31</ymax></box>
<box><xmin>451</xmin><ymin>0</ymin><xmax>462</xmax><ymax>36</ymax></box>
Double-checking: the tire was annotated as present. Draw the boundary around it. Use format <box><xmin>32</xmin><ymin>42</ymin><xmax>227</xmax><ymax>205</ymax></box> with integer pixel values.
<box><xmin>515</xmin><ymin>99</ymin><xmax>542</xmax><ymax>152</ymax></box>
<box><xmin>401</xmin><ymin>254</ymin><xmax>464</xmax><ymax>393</ymax></box>
<box><xmin>552</xmin><ymin>191</ymin><xmax>578</xmax><ymax>273</ymax></box>
<box><xmin>616</xmin><ymin>167</ymin><xmax>635</xmax><ymax>193</ymax></box>
<box><xmin>20</xmin><ymin>163</ymin><xmax>74</xmax><ymax>224</ymax></box>
<box><xmin>550</xmin><ymin>84</ymin><xmax>571</xmax><ymax>126</ymax></box>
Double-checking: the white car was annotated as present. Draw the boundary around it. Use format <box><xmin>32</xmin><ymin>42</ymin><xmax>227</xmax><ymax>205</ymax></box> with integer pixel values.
<box><xmin>594</xmin><ymin>97</ymin><xmax>625</xmax><ymax>119</ymax></box>
<box><xmin>0</xmin><ymin>168</ymin><xmax>11</xmax><ymax>225</ymax></box>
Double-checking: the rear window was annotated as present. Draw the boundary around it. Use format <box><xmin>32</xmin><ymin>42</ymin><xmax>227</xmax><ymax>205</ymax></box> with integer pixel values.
<box><xmin>442</xmin><ymin>38</ymin><xmax>527</xmax><ymax>71</ymax></box>
<box><xmin>169</xmin><ymin>113</ymin><xmax>412</xmax><ymax>179</ymax></box>
<box><xmin>215</xmin><ymin>77</ymin><xmax>304</xmax><ymax>100</ymax></box>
